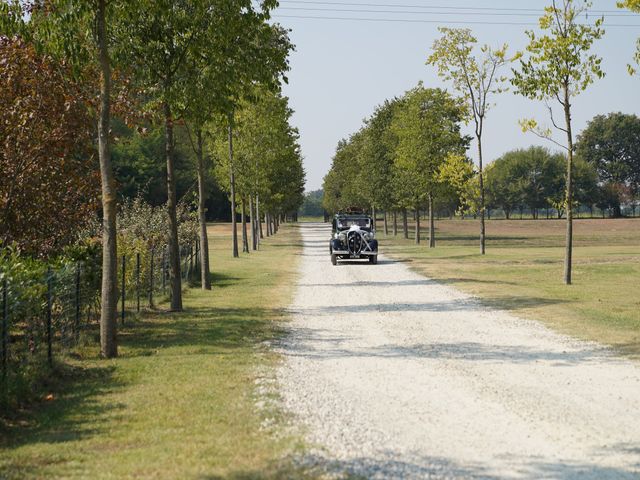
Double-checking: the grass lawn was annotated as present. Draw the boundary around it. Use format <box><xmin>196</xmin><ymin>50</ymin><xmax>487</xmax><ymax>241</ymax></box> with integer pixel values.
<box><xmin>0</xmin><ymin>223</ymin><xmax>316</xmax><ymax>479</ymax></box>
<box><xmin>381</xmin><ymin>217</ymin><xmax>640</xmax><ymax>358</ymax></box>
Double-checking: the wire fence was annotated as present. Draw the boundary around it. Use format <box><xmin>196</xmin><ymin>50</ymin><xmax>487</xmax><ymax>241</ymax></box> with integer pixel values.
<box><xmin>0</xmin><ymin>240</ymin><xmax>200</xmax><ymax>405</ymax></box>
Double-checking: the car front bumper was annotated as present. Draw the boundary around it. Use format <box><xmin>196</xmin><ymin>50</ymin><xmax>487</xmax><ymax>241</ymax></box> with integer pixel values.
<box><xmin>331</xmin><ymin>238</ymin><xmax>378</xmax><ymax>256</ymax></box>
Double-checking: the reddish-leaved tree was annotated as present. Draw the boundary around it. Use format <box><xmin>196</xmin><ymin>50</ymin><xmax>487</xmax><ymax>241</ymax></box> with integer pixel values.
<box><xmin>0</xmin><ymin>38</ymin><xmax>99</xmax><ymax>257</ymax></box>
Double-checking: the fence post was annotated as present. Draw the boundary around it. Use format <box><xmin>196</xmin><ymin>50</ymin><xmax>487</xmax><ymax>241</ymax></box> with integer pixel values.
<box><xmin>46</xmin><ymin>268</ymin><xmax>53</xmax><ymax>367</ymax></box>
<box><xmin>75</xmin><ymin>262</ymin><xmax>81</xmax><ymax>342</ymax></box>
<box><xmin>195</xmin><ymin>238</ymin><xmax>199</xmax><ymax>275</ymax></box>
<box><xmin>1</xmin><ymin>278</ymin><xmax>8</xmax><ymax>400</ymax></box>
<box><xmin>162</xmin><ymin>248</ymin><xmax>166</xmax><ymax>292</ymax></box>
<box><xmin>149</xmin><ymin>247</ymin><xmax>154</xmax><ymax>309</ymax></box>
<box><xmin>136</xmin><ymin>252</ymin><xmax>141</xmax><ymax>313</ymax></box>
<box><xmin>121</xmin><ymin>255</ymin><xmax>126</xmax><ymax>325</ymax></box>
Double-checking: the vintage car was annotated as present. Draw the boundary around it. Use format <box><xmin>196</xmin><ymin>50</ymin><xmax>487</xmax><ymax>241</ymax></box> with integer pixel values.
<box><xmin>329</xmin><ymin>213</ymin><xmax>379</xmax><ymax>265</ymax></box>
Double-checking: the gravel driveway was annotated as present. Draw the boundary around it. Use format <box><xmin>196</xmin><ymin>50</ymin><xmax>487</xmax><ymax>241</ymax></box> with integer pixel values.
<box><xmin>277</xmin><ymin>223</ymin><xmax>640</xmax><ymax>479</ymax></box>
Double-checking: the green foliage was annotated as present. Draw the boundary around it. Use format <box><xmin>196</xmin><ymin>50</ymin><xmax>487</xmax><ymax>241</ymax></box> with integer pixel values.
<box><xmin>511</xmin><ymin>0</ymin><xmax>605</xmax><ymax>153</ymax></box>
<box><xmin>485</xmin><ymin>146</ymin><xmax>598</xmax><ymax>217</ymax></box>
<box><xmin>427</xmin><ymin>27</ymin><xmax>511</xmax><ymax>131</ymax></box>
<box><xmin>299</xmin><ymin>190</ymin><xmax>324</xmax><ymax>217</ymax></box>
<box><xmin>617</xmin><ymin>0</ymin><xmax>640</xmax><ymax>74</ymax></box>
<box><xmin>322</xmin><ymin>85</ymin><xmax>468</xmax><ymax>215</ymax></box>
<box><xmin>322</xmin><ymin>134</ymin><xmax>368</xmax><ymax>213</ymax></box>
<box><xmin>438</xmin><ymin>154</ymin><xmax>479</xmax><ymax>215</ymax></box>
<box><xmin>111</xmin><ymin>122</ymin><xmax>200</xmax><ymax>205</ymax></box>
<box><xmin>357</xmin><ymin>98</ymin><xmax>401</xmax><ymax>210</ymax></box>
<box><xmin>576</xmin><ymin>112</ymin><xmax>640</xmax><ymax>192</ymax></box>
<box><xmin>209</xmin><ymin>90</ymin><xmax>305</xmax><ymax>217</ymax></box>
<box><xmin>390</xmin><ymin>84</ymin><xmax>469</xmax><ymax>208</ymax></box>
<box><xmin>512</xmin><ymin>1</ymin><xmax>604</xmax><ymax>103</ymax></box>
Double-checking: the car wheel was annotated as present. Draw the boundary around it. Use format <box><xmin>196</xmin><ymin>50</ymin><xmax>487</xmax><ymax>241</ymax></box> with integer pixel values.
<box><xmin>331</xmin><ymin>254</ymin><xmax>337</xmax><ymax>266</ymax></box>
<box><xmin>369</xmin><ymin>255</ymin><xmax>378</xmax><ymax>265</ymax></box>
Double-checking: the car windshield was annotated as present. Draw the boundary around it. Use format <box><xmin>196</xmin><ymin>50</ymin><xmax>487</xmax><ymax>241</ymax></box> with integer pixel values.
<box><xmin>337</xmin><ymin>217</ymin><xmax>370</xmax><ymax>229</ymax></box>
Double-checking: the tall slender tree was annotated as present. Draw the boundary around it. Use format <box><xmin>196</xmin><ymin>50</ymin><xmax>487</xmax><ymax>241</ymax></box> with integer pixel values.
<box><xmin>512</xmin><ymin>0</ymin><xmax>605</xmax><ymax>284</ymax></box>
<box><xmin>1</xmin><ymin>1</ymin><xmax>122</xmax><ymax>357</ymax></box>
<box><xmin>428</xmin><ymin>27</ymin><xmax>510</xmax><ymax>255</ymax></box>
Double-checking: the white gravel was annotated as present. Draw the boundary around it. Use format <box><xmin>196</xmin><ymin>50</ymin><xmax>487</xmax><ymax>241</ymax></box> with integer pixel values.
<box><xmin>276</xmin><ymin>223</ymin><xmax>640</xmax><ymax>479</ymax></box>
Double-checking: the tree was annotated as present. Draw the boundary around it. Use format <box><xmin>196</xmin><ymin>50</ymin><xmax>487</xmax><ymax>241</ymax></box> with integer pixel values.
<box><xmin>438</xmin><ymin>153</ymin><xmax>479</xmax><ymax>217</ymax></box>
<box><xmin>1</xmin><ymin>0</ymin><xmax>125</xmax><ymax>357</ymax></box>
<box><xmin>322</xmin><ymin>134</ymin><xmax>368</xmax><ymax>214</ymax></box>
<box><xmin>299</xmin><ymin>190</ymin><xmax>324</xmax><ymax>217</ymax></box>
<box><xmin>0</xmin><ymin>38</ymin><xmax>99</xmax><ymax>256</ymax></box>
<box><xmin>210</xmin><ymin>90</ymin><xmax>304</xmax><ymax>245</ymax></box>
<box><xmin>111</xmin><ymin>122</ymin><xmax>196</xmax><ymax>205</ymax></box>
<box><xmin>390</xmin><ymin>84</ymin><xmax>468</xmax><ymax>246</ymax></box>
<box><xmin>358</xmin><ymin>98</ymin><xmax>400</xmax><ymax>233</ymax></box>
<box><xmin>428</xmin><ymin>27</ymin><xmax>510</xmax><ymax>254</ymax></box>
<box><xmin>485</xmin><ymin>161</ymin><xmax>520</xmax><ymax>219</ymax></box>
<box><xmin>511</xmin><ymin>0</ymin><xmax>605</xmax><ymax>284</ymax></box>
<box><xmin>178</xmin><ymin>12</ymin><xmax>291</xmax><ymax>277</ymax></box>
<box><xmin>112</xmin><ymin>0</ymin><xmax>222</xmax><ymax>310</ymax></box>
<box><xmin>485</xmin><ymin>146</ymin><xmax>597</xmax><ymax>218</ymax></box>
<box><xmin>617</xmin><ymin>0</ymin><xmax>640</xmax><ymax>74</ymax></box>
<box><xmin>576</xmin><ymin>113</ymin><xmax>640</xmax><ymax>216</ymax></box>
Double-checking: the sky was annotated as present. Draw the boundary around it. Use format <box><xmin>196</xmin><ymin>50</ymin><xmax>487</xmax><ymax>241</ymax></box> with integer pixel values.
<box><xmin>272</xmin><ymin>0</ymin><xmax>640</xmax><ymax>191</ymax></box>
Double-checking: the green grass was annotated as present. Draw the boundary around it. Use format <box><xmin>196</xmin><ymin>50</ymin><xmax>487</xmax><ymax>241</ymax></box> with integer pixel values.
<box><xmin>382</xmin><ymin>218</ymin><xmax>640</xmax><ymax>358</ymax></box>
<box><xmin>0</xmin><ymin>223</ymin><xmax>320</xmax><ymax>479</ymax></box>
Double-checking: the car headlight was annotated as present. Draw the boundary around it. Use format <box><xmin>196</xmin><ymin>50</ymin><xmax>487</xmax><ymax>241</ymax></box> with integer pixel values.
<box><xmin>365</xmin><ymin>232</ymin><xmax>375</xmax><ymax>240</ymax></box>
<box><xmin>338</xmin><ymin>232</ymin><xmax>346</xmax><ymax>242</ymax></box>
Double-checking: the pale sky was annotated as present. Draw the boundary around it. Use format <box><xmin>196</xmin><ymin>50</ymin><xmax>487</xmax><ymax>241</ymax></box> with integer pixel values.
<box><xmin>274</xmin><ymin>0</ymin><xmax>640</xmax><ymax>191</ymax></box>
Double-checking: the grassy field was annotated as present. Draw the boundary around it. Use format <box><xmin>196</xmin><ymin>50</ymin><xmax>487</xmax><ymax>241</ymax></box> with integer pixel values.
<box><xmin>380</xmin><ymin>218</ymin><xmax>640</xmax><ymax>358</ymax></box>
<box><xmin>0</xmin><ymin>223</ymin><xmax>319</xmax><ymax>479</ymax></box>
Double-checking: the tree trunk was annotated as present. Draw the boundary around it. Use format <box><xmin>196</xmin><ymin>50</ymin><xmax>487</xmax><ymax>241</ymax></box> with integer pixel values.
<box><xmin>392</xmin><ymin>211</ymin><xmax>397</xmax><ymax>236</ymax></box>
<box><xmin>97</xmin><ymin>0</ymin><xmax>117</xmax><ymax>358</ymax></box>
<box><xmin>241</xmin><ymin>198</ymin><xmax>249</xmax><ymax>253</ymax></box>
<box><xmin>265</xmin><ymin>212</ymin><xmax>271</xmax><ymax>237</ymax></box>
<box><xmin>256</xmin><ymin>194</ymin><xmax>262</xmax><ymax>245</ymax></box>
<box><xmin>612</xmin><ymin>204</ymin><xmax>622</xmax><ymax>218</ymax></box>
<box><xmin>164</xmin><ymin>100</ymin><xmax>182</xmax><ymax>311</ymax></box>
<box><xmin>195</xmin><ymin>129</ymin><xmax>211</xmax><ymax>290</ymax></box>
<box><xmin>563</xmin><ymin>86</ymin><xmax>573</xmax><ymax>285</ymax></box>
<box><xmin>228</xmin><ymin>122</ymin><xmax>238</xmax><ymax>258</ymax></box>
<box><xmin>477</xmin><ymin>133</ymin><xmax>486</xmax><ymax>255</ymax></box>
<box><xmin>250</xmin><ymin>195</ymin><xmax>257</xmax><ymax>251</ymax></box>
<box><xmin>402</xmin><ymin>208</ymin><xmax>408</xmax><ymax>239</ymax></box>
<box><xmin>428</xmin><ymin>193</ymin><xmax>435</xmax><ymax>248</ymax></box>
<box><xmin>383</xmin><ymin>211</ymin><xmax>388</xmax><ymax>236</ymax></box>
<box><xmin>372</xmin><ymin>206</ymin><xmax>377</xmax><ymax>232</ymax></box>
<box><xmin>415</xmin><ymin>206</ymin><xmax>420</xmax><ymax>244</ymax></box>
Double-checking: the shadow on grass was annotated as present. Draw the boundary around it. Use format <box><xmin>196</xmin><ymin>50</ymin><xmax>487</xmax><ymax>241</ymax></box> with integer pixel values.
<box><xmin>0</xmin><ymin>362</ymin><xmax>125</xmax><ymax>452</ymax></box>
<box><xmin>209</xmin><ymin>271</ymin><xmax>242</xmax><ymax>288</ymax></box>
<box><xmin>119</xmin><ymin>306</ymin><xmax>287</xmax><ymax>355</ymax></box>
<box><xmin>0</xmin><ymin>304</ymin><xmax>286</xmax><ymax>467</ymax></box>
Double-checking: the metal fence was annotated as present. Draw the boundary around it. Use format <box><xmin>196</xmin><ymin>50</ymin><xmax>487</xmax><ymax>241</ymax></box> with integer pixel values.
<box><xmin>0</xmin><ymin>241</ymin><xmax>200</xmax><ymax>404</ymax></box>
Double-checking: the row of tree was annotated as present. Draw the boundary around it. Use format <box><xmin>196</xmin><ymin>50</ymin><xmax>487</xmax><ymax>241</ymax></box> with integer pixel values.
<box><xmin>0</xmin><ymin>1</ymin><xmax>304</xmax><ymax>358</ymax></box>
<box><xmin>324</xmin><ymin>0</ymin><xmax>639</xmax><ymax>285</ymax></box>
